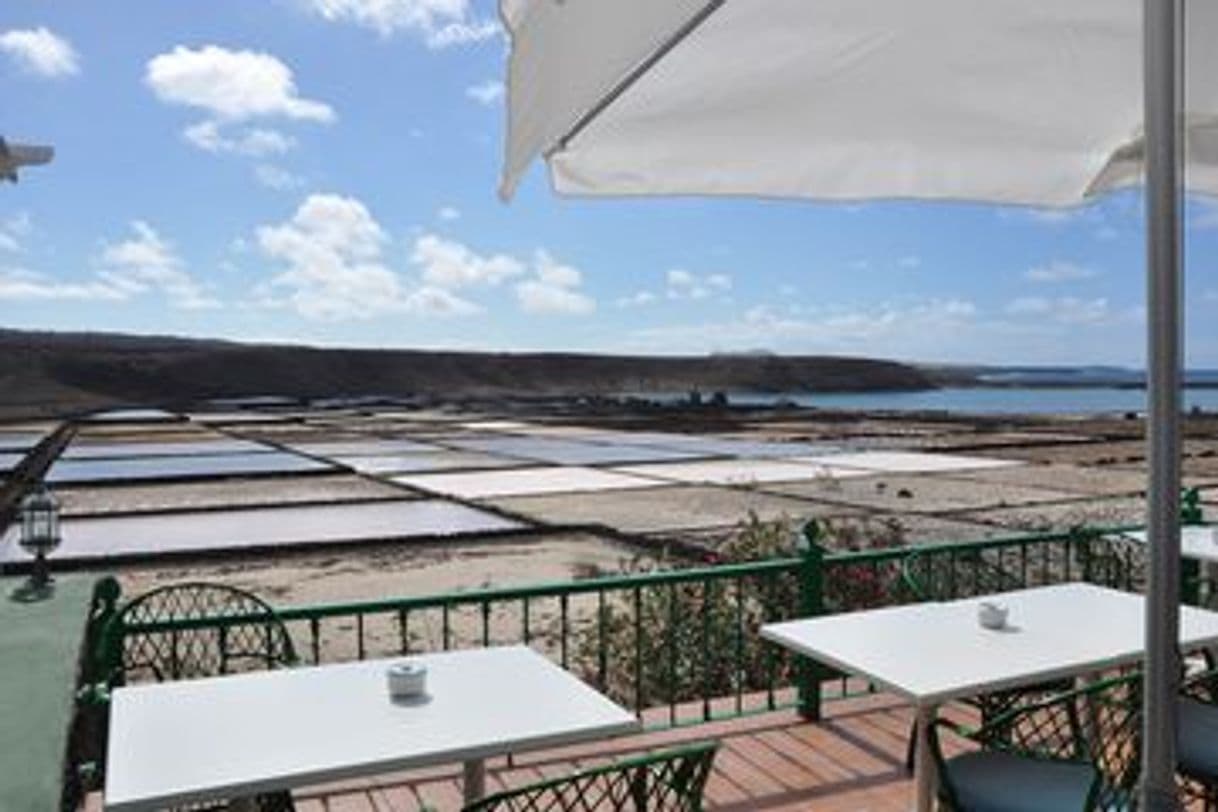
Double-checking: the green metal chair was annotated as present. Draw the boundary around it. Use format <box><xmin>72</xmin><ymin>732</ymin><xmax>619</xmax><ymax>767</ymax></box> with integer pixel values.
<box><xmin>99</xmin><ymin>581</ymin><xmax>298</xmax><ymax>686</ymax></box>
<box><xmin>929</xmin><ymin>672</ymin><xmax>1143</xmax><ymax>812</ymax></box>
<box><xmin>460</xmin><ymin>742</ymin><xmax>719</xmax><ymax>812</ymax></box>
<box><xmin>97</xmin><ymin>582</ymin><xmax>300</xmax><ymax>812</ymax></box>
<box><xmin>899</xmin><ymin>549</ymin><xmax>1074</xmax><ymax>772</ymax></box>
<box><xmin>1177</xmin><ymin>660</ymin><xmax>1218</xmax><ymax>810</ymax></box>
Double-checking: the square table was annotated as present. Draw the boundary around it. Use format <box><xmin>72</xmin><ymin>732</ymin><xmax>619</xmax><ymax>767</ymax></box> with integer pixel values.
<box><xmin>105</xmin><ymin>645</ymin><xmax>639</xmax><ymax>811</ymax></box>
<box><xmin>1123</xmin><ymin>525</ymin><xmax>1218</xmax><ymax>563</ymax></box>
<box><xmin>761</xmin><ymin>582</ymin><xmax>1218</xmax><ymax>812</ymax></box>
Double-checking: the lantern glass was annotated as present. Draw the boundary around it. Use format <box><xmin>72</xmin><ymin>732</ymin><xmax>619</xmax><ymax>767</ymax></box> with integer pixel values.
<box><xmin>19</xmin><ymin>486</ymin><xmax>61</xmax><ymax>556</ymax></box>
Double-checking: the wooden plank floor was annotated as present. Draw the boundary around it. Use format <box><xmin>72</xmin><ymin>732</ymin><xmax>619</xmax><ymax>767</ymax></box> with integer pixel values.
<box><xmin>290</xmin><ymin>692</ymin><xmax>944</xmax><ymax>812</ymax></box>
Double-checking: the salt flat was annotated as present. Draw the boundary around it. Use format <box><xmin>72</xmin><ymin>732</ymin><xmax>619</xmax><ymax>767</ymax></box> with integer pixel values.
<box><xmin>613</xmin><ymin>458</ymin><xmax>871</xmax><ymax>486</ymax></box>
<box><xmin>395</xmin><ymin>466</ymin><xmax>661</xmax><ymax>499</ymax></box>
<box><xmin>0</xmin><ymin>499</ymin><xmax>523</xmax><ymax>563</ymax></box>
<box><xmin>797</xmin><ymin>450</ymin><xmax>1020</xmax><ymax>474</ymax></box>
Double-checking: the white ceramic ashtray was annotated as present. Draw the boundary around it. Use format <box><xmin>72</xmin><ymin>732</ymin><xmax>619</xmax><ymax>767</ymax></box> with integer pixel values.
<box><xmin>387</xmin><ymin>661</ymin><xmax>427</xmax><ymax>698</ymax></box>
<box><xmin>978</xmin><ymin>601</ymin><xmax>1009</xmax><ymax>630</ymax></box>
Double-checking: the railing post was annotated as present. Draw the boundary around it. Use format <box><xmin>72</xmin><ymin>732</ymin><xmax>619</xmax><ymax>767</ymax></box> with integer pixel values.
<box><xmin>1181</xmin><ymin>488</ymin><xmax>1203</xmax><ymax>606</ymax></box>
<box><xmin>797</xmin><ymin>520</ymin><xmax>825</xmax><ymax>721</ymax></box>
<box><xmin>87</xmin><ymin>577</ymin><xmax>122</xmax><ymax>686</ymax></box>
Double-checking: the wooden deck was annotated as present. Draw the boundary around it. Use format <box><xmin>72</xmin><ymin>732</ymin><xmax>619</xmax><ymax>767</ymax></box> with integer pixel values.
<box><xmin>290</xmin><ymin>692</ymin><xmax>948</xmax><ymax>812</ymax></box>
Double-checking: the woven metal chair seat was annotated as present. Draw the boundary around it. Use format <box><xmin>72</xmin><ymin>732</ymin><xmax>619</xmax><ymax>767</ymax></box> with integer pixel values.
<box><xmin>931</xmin><ymin>673</ymin><xmax>1143</xmax><ymax>812</ymax></box>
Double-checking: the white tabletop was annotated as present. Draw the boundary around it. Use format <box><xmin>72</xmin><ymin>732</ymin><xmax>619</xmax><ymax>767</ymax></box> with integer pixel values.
<box><xmin>105</xmin><ymin>645</ymin><xmax>639</xmax><ymax>811</ymax></box>
<box><xmin>762</xmin><ymin>582</ymin><xmax>1218</xmax><ymax>706</ymax></box>
<box><xmin>1123</xmin><ymin>526</ymin><xmax>1218</xmax><ymax>564</ymax></box>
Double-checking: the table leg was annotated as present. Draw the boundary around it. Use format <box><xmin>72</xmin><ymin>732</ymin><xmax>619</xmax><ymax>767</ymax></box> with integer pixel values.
<box><xmin>913</xmin><ymin>704</ymin><xmax>937</xmax><ymax>812</ymax></box>
<box><xmin>463</xmin><ymin>758</ymin><xmax>486</xmax><ymax>804</ymax></box>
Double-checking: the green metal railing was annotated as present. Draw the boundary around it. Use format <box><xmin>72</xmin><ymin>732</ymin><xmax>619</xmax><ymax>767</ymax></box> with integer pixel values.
<box><xmin>94</xmin><ymin>523</ymin><xmax>1159</xmax><ymax>730</ymax></box>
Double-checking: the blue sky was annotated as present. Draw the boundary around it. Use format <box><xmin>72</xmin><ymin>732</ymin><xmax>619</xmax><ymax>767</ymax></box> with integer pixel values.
<box><xmin>2</xmin><ymin>0</ymin><xmax>1217</xmax><ymax>366</ymax></box>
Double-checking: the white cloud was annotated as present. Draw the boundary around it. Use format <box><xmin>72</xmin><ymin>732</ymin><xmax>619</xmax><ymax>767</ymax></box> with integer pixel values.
<box><xmin>256</xmin><ymin>193</ymin><xmax>478</xmax><ymax>320</ymax></box>
<box><xmin>0</xmin><ymin>220</ymin><xmax>216</xmax><ymax>308</ymax></box>
<box><xmin>465</xmin><ymin>79</ymin><xmax>504</xmax><ymax>106</ymax></box>
<box><xmin>1024</xmin><ymin>260</ymin><xmax>1099</xmax><ymax>283</ymax></box>
<box><xmin>515</xmin><ymin>251</ymin><xmax>596</xmax><ymax>315</ymax></box>
<box><xmin>98</xmin><ymin>221</ymin><xmax>219</xmax><ymax>309</ymax></box>
<box><xmin>254</xmin><ymin>164</ymin><xmax>306</xmax><ymax>191</ymax></box>
<box><xmin>0</xmin><ymin>268</ymin><xmax>124</xmax><ymax>302</ymax></box>
<box><xmin>0</xmin><ymin>212</ymin><xmax>32</xmax><ymax>252</ymax></box>
<box><xmin>0</xmin><ymin>27</ymin><xmax>79</xmax><ymax>77</ymax></box>
<box><xmin>1005</xmin><ymin>296</ymin><xmax>1110</xmax><ymax>324</ymax></box>
<box><xmin>617</xmin><ymin>290</ymin><xmax>657</xmax><ymax>308</ymax></box>
<box><xmin>627</xmin><ymin>298</ymin><xmax>979</xmax><ymax>356</ymax></box>
<box><xmin>437</xmin><ymin>206</ymin><xmax>461</xmax><ymax>221</ymax></box>
<box><xmin>304</xmin><ymin>0</ymin><xmax>500</xmax><ymax>47</ymax></box>
<box><xmin>898</xmin><ymin>255</ymin><xmax>922</xmax><ymax>269</ymax></box>
<box><xmin>183</xmin><ymin>120</ymin><xmax>297</xmax><ymax>156</ymax></box>
<box><xmin>666</xmin><ymin>268</ymin><xmax>732</xmax><ymax>300</ymax></box>
<box><xmin>1020</xmin><ymin>207</ymin><xmax>1082</xmax><ymax>224</ymax></box>
<box><xmin>146</xmin><ymin>46</ymin><xmax>334</xmax><ymax>122</ymax></box>
<box><xmin>410</xmin><ymin>233</ymin><xmax>524</xmax><ymax>289</ymax></box>
<box><xmin>402</xmin><ymin>285</ymin><xmax>481</xmax><ymax>316</ymax></box>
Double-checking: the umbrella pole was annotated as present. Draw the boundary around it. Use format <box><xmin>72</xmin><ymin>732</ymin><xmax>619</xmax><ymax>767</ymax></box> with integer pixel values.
<box><xmin>1141</xmin><ymin>0</ymin><xmax>1185</xmax><ymax>808</ymax></box>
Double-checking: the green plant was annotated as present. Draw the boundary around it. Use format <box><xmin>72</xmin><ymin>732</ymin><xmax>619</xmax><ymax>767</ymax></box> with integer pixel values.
<box><xmin>563</xmin><ymin>513</ymin><xmax>909</xmax><ymax>710</ymax></box>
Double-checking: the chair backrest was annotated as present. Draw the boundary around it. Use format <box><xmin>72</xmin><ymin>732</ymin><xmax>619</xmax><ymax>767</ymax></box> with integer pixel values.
<box><xmin>899</xmin><ymin>548</ymin><xmax>1023</xmax><ymax>603</ymax></box>
<box><xmin>100</xmin><ymin>582</ymin><xmax>297</xmax><ymax>685</ymax></box>
<box><xmin>461</xmin><ymin>742</ymin><xmax>719</xmax><ymax>812</ymax></box>
<box><xmin>977</xmin><ymin>672</ymin><xmax>1143</xmax><ymax>809</ymax></box>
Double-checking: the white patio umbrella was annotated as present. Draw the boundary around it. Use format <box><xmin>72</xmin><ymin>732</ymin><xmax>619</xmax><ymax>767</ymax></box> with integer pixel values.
<box><xmin>500</xmin><ymin>1</ymin><xmax>1218</xmax><ymax>808</ymax></box>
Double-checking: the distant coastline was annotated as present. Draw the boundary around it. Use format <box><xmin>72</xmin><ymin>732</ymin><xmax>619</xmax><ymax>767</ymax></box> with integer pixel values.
<box><xmin>2</xmin><ymin>326</ymin><xmax>1210</xmax><ymax>420</ymax></box>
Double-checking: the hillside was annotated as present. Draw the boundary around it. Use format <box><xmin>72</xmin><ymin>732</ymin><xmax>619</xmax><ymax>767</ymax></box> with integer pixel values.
<box><xmin>0</xmin><ymin>328</ymin><xmax>936</xmax><ymax>419</ymax></box>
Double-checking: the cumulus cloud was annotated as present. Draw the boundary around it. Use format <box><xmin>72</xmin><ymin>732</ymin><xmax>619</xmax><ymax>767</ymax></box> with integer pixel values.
<box><xmin>0</xmin><ymin>27</ymin><xmax>79</xmax><ymax>77</ymax></box>
<box><xmin>0</xmin><ymin>221</ymin><xmax>216</xmax><ymax>308</ymax></box>
<box><xmin>515</xmin><ymin>251</ymin><xmax>596</xmax><ymax>315</ymax></box>
<box><xmin>410</xmin><ymin>233</ymin><xmax>524</xmax><ymax>289</ymax></box>
<box><xmin>146</xmin><ymin>46</ymin><xmax>334</xmax><ymax>122</ymax></box>
<box><xmin>98</xmin><ymin>221</ymin><xmax>220</xmax><ymax>309</ymax></box>
<box><xmin>183</xmin><ymin>121</ymin><xmax>297</xmax><ymax>156</ymax></box>
<box><xmin>256</xmin><ymin>193</ymin><xmax>479</xmax><ymax>320</ymax></box>
<box><xmin>666</xmin><ymin>269</ymin><xmax>732</xmax><ymax>300</ymax></box>
<box><xmin>437</xmin><ymin>206</ymin><xmax>461</xmax><ymax>221</ymax></box>
<box><xmin>304</xmin><ymin>0</ymin><xmax>500</xmax><ymax>47</ymax></box>
<box><xmin>1024</xmin><ymin>260</ymin><xmax>1099</xmax><ymax>283</ymax></box>
<box><xmin>465</xmin><ymin>79</ymin><xmax>504</xmax><ymax>106</ymax></box>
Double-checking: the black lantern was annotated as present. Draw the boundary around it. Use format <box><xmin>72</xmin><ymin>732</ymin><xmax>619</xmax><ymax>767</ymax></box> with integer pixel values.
<box><xmin>19</xmin><ymin>484</ymin><xmax>60</xmax><ymax>588</ymax></box>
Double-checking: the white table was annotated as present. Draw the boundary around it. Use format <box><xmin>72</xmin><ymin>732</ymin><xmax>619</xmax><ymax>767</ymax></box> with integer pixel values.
<box><xmin>1123</xmin><ymin>525</ymin><xmax>1218</xmax><ymax>563</ymax></box>
<box><xmin>104</xmin><ymin>645</ymin><xmax>639</xmax><ymax>811</ymax></box>
<box><xmin>761</xmin><ymin>582</ymin><xmax>1218</xmax><ymax>812</ymax></box>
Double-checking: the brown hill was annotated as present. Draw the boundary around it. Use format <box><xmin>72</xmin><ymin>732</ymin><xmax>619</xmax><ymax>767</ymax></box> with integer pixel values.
<box><xmin>0</xmin><ymin>328</ymin><xmax>935</xmax><ymax>419</ymax></box>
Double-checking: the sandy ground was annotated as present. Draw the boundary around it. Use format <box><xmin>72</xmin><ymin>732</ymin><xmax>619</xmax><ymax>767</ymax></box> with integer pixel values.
<box><xmin>109</xmin><ymin>531</ymin><xmax>642</xmax><ymax>662</ymax></box>
<box><xmin>111</xmin><ymin>532</ymin><xmax>638</xmax><ymax>606</ymax></box>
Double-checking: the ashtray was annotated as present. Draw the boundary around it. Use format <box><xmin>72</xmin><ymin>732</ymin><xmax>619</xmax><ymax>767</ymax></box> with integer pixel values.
<box><xmin>387</xmin><ymin>661</ymin><xmax>427</xmax><ymax>698</ymax></box>
<box><xmin>978</xmin><ymin>601</ymin><xmax>1009</xmax><ymax>631</ymax></box>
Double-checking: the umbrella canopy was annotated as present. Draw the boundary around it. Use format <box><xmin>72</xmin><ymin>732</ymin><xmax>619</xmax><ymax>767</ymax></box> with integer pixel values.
<box><xmin>502</xmin><ymin>2</ymin><xmax>1216</xmax><ymax>809</ymax></box>
<box><xmin>501</xmin><ymin>0</ymin><xmax>1217</xmax><ymax>204</ymax></box>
